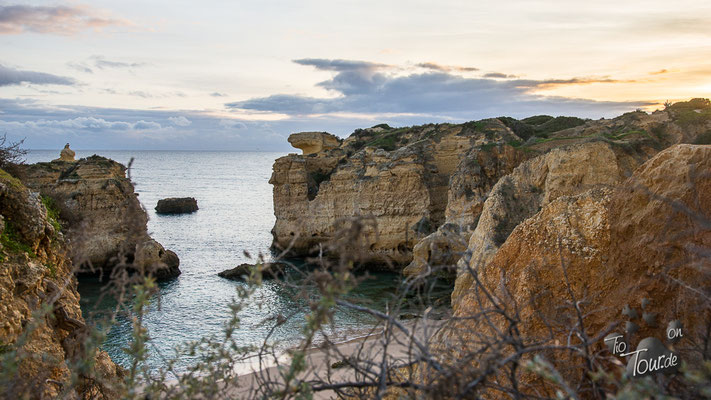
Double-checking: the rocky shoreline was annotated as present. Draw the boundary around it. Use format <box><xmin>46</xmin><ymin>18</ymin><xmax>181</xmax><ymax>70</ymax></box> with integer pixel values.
<box><xmin>270</xmin><ymin>102</ymin><xmax>707</xmax><ymax>273</ymax></box>
<box><xmin>0</xmin><ymin>98</ymin><xmax>709</xmax><ymax>397</ymax></box>
<box><xmin>268</xmin><ymin>99</ymin><xmax>711</xmax><ymax>395</ymax></box>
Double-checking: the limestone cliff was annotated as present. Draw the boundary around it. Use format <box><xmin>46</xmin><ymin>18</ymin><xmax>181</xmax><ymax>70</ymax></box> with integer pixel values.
<box><xmin>450</xmin><ymin>100</ymin><xmax>710</xmax><ymax>305</ymax></box>
<box><xmin>0</xmin><ymin>169</ymin><xmax>121</xmax><ymax>398</ymax></box>
<box><xmin>272</xmin><ymin>101</ymin><xmax>708</xmax><ymax>271</ymax></box>
<box><xmin>270</xmin><ymin>121</ymin><xmax>523</xmax><ymax>268</ymax></box>
<box><xmin>19</xmin><ymin>156</ymin><xmax>180</xmax><ymax>279</ymax></box>
<box><xmin>448</xmin><ymin>144</ymin><xmax>711</xmax><ymax>395</ymax></box>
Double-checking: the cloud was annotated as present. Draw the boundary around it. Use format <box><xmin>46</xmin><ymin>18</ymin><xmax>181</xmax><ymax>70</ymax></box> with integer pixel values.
<box><xmin>0</xmin><ymin>64</ymin><xmax>75</xmax><ymax>86</ymax></box>
<box><xmin>417</xmin><ymin>62</ymin><xmax>479</xmax><ymax>72</ymax></box>
<box><xmin>519</xmin><ymin>77</ymin><xmax>631</xmax><ymax>88</ymax></box>
<box><xmin>128</xmin><ymin>90</ymin><xmax>153</xmax><ymax>98</ymax></box>
<box><xmin>91</xmin><ymin>55</ymin><xmax>147</xmax><ymax>70</ymax></box>
<box><xmin>293</xmin><ymin>58</ymin><xmax>390</xmax><ymax>72</ymax></box>
<box><xmin>67</xmin><ymin>61</ymin><xmax>93</xmax><ymax>74</ymax></box>
<box><xmin>133</xmin><ymin>120</ymin><xmax>161</xmax><ymax>130</ymax></box>
<box><xmin>0</xmin><ymin>98</ymin><xmax>301</xmax><ymax>151</ymax></box>
<box><xmin>0</xmin><ymin>4</ymin><xmax>128</xmax><ymax>35</ymax></box>
<box><xmin>210</xmin><ymin>92</ymin><xmax>228</xmax><ymax>97</ymax></box>
<box><xmin>650</xmin><ymin>69</ymin><xmax>669</xmax><ymax>75</ymax></box>
<box><xmin>227</xmin><ymin>59</ymin><xmax>648</xmax><ymax>119</ymax></box>
<box><xmin>124</xmin><ymin>90</ymin><xmax>185</xmax><ymax>98</ymax></box>
<box><xmin>483</xmin><ymin>72</ymin><xmax>517</xmax><ymax>79</ymax></box>
<box><xmin>14</xmin><ymin>116</ymin><xmax>161</xmax><ymax>131</ymax></box>
<box><xmin>169</xmin><ymin>116</ymin><xmax>191</xmax><ymax>126</ymax></box>
<box><xmin>219</xmin><ymin>119</ymin><xmax>247</xmax><ymax>129</ymax></box>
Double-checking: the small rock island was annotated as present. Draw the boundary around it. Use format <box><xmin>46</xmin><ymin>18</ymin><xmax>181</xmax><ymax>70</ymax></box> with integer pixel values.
<box><xmin>155</xmin><ymin>197</ymin><xmax>199</xmax><ymax>214</ymax></box>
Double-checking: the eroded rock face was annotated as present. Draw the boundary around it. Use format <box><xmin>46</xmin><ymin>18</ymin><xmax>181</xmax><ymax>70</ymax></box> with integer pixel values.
<box><xmin>449</xmin><ymin>144</ymin><xmax>711</xmax><ymax>395</ymax></box>
<box><xmin>0</xmin><ymin>169</ymin><xmax>121</xmax><ymax>398</ymax></box>
<box><xmin>272</xmin><ymin>101</ymin><xmax>710</xmax><ymax>273</ymax></box>
<box><xmin>19</xmin><ymin>156</ymin><xmax>180</xmax><ymax>279</ymax></box>
<box><xmin>404</xmin><ymin>144</ymin><xmax>530</xmax><ymax>277</ymax></box>
<box><xmin>403</xmin><ymin>223</ymin><xmax>468</xmax><ymax>278</ymax></box>
<box><xmin>450</xmin><ymin>140</ymin><xmax>652</xmax><ymax>308</ymax></box>
<box><xmin>288</xmin><ymin>132</ymin><xmax>341</xmax><ymax>155</ymax></box>
<box><xmin>271</xmin><ymin>121</ymin><xmax>522</xmax><ymax>267</ymax></box>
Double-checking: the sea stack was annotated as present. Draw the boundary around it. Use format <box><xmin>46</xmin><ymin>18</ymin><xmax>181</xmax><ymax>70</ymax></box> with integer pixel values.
<box><xmin>155</xmin><ymin>197</ymin><xmax>199</xmax><ymax>214</ymax></box>
<box><xmin>53</xmin><ymin>143</ymin><xmax>76</xmax><ymax>162</ymax></box>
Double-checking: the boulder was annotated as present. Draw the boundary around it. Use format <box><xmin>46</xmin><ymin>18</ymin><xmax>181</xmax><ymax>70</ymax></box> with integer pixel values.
<box><xmin>155</xmin><ymin>197</ymin><xmax>198</xmax><ymax>215</ymax></box>
<box><xmin>218</xmin><ymin>262</ymin><xmax>289</xmax><ymax>281</ymax></box>
<box><xmin>134</xmin><ymin>239</ymin><xmax>181</xmax><ymax>280</ymax></box>
<box><xmin>403</xmin><ymin>223</ymin><xmax>467</xmax><ymax>278</ymax></box>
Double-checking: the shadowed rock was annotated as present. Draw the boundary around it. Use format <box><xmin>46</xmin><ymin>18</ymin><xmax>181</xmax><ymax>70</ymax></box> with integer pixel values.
<box><xmin>155</xmin><ymin>197</ymin><xmax>198</xmax><ymax>215</ymax></box>
<box><xmin>218</xmin><ymin>262</ymin><xmax>289</xmax><ymax>281</ymax></box>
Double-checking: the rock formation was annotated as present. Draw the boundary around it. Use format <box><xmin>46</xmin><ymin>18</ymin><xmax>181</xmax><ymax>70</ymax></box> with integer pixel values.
<box><xmin>218</xmin><ymin>261</ymin><xmax>290</xmax><ymax>281</ymax></box>
<box><xmin>447</xmin><ymin>144</ymin><xmax>711</xmax><ymax>395</ymax></box>
<box><xmin>270</xmin><ymin>102</ymin><xmax>706</xmax><ymax>272</ymax></box>
<box><xmin>19</xmin><ymin>155</ymin><xmax>180</xmax><ymax>280</ymax></box>
<box><xmin>155</xmin><ymin>197</ymin><xmax>199</xmax><ymax>215</ymax></box>
<box><xmin>271</xmin><ymin>121</ymin><xmax>523</xmax><ymax>268</ymax></box>
<box><xmin>288</xmin><ymin>131</ymin><xmax>341</xmax><ymax>155</ymax></box>
<box><xmin>449</xmin><ymin>140</ymin><xmax>654</xmax><ymax>306</ymax></box>
<box><xmin>0</xmin><ymin>168</ymin><xmax>121</xmax><ymax>398</ymax></box>
<box><xmin>53</xmin><ymin>143</ymin><xmax>76</xmax><ymax>162</ymax></box>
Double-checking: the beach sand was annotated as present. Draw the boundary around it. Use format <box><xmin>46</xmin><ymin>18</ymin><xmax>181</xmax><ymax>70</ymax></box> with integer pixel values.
<box><xmin>229</xmin><ymin>316</ymin><xmax>445</xmax><ymax>399</ymax></box>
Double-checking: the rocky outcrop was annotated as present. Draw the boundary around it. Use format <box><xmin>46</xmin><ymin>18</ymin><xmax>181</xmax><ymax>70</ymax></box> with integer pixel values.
<box><xmin>271</xmin><ymin>121</ymin><xmax>524</xmax><ymax>268</ymax></box>
<box><xmin>450</xmin><ymin>140</ymin><xmax>655</xmax><ymax>306</ymax></box>
<box><xmin>53</xmin><ymin>143</ymin><xmax>76</xmax><ymax>162</ymax></box>
<box><xmin>134</xmin><ymin>239</ymin><xmax>181</xmax><ymax>280</ymax></box>
<box><xmin>402</xmin><ymin>223</ymin><xmax>468</xmax><ymax>278</ymax></box>
<box><xmin>404</xmin><ymin>143</ymin><xmax>530</xmax><ymax>277</ymax></box>
<box><xmin>271</xmin><ymin>99</ymin><xmax>710</xmax><ymax>274</ymax></box>
<box><xmin>155</xmin><ymin>197</ymin><xmax>198</xmax><ymax>215</ymax></box>
<box><xmin>448</xmin><ymin>144</ymin><xmax>711</xmax><ymax>395</ymax></box>
<box><xmin>288</xmin><ymin>132</ymin><xmax>341</xmax><ymax>155</ymax></box>
<box><xmin>19</xmin><ymin>156</ymin><xmax>180</xmax><ymax>280</ymax></box>
<box><xmin>0</xmin><ymin>169</ymin><xmax>121</xmax><ymax>398</ymax></box>
<box><xmin>218</xmin><ymin>262</ymin><xmax>289</xmax><ymax>281</ymax></box>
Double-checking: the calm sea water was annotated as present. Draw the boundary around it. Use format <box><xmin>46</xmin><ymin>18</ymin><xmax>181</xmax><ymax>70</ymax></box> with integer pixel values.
<box><xmin>26</xmin><ymin>150</ymin><xmax>405</xmax><ymax>371</ymax></box>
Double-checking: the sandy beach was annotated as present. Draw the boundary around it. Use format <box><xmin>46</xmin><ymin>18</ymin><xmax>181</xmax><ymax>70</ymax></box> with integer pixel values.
<box><xmin>228</xmin><ymin>316</ymin><xmax>445</xmax><ymax>399</ymax></box>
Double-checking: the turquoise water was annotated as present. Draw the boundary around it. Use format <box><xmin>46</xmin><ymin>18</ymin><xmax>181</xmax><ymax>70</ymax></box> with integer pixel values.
<box><xmin>26</xmin><ymin>150</ymin><xmax>408</xmax><ymax>371</ymax></box>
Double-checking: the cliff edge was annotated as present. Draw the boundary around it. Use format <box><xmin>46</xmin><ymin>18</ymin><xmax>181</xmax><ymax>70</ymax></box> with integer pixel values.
<box><xmin>19</xmin><ymin>155</ymin><xmax>180</xmax><ymax>280</ymax></box>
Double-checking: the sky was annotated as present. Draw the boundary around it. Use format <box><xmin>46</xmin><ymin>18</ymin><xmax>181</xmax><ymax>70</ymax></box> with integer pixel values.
<box><xmin>1</xmin><ymin>0</ymin><xmax>710</xmax><ymax>151</ymax></box>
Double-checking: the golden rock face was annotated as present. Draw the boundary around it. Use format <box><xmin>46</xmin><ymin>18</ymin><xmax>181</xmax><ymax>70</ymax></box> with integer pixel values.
<box><xmin>0</xmin><ymin>168</ymin><xmax>121</xmax><ymax>398</ymax></box>
<box><xmin>287</xmin><ymin>131</ymin><xmax>340</xmax><ymax>155</ymax></box>
<box><xmin>447</xmin><ymin>144</ymin><xmax>711</xmax><ymax>396</ymax></box>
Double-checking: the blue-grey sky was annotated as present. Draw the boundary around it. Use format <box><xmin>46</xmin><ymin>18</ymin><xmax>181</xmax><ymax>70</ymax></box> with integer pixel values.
<box><xmin>1</xmin><ymin>0</ymin><xmax>710</xmax><ymax>150</ymax></box>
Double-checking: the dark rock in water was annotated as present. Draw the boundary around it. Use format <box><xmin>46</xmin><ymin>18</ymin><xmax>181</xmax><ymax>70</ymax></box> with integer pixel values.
<box><xmin>155</xmin><ymin>197</ymin><xmax>198</xmax><ymax>214</ymax></box>
<box><xmin>218</xmin><ymin>262</ymin><xmax>289</xmax><ymax>281</ymax></box>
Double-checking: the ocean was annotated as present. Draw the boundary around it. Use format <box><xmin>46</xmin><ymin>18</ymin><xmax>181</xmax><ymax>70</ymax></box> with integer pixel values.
<box><xmin>25</xmin><ymin>150</ymin><xmax>406</xmax><ymax>371</ymax></box>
